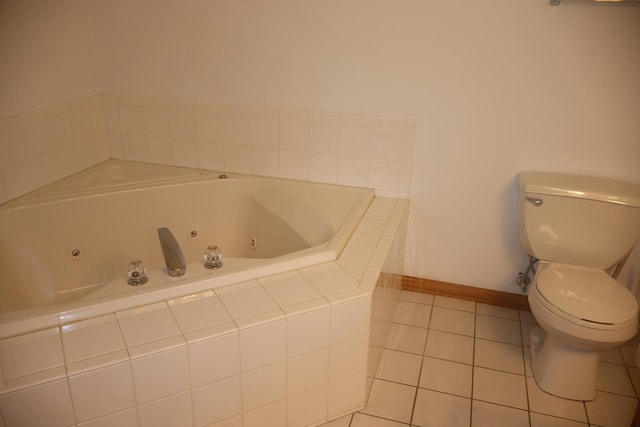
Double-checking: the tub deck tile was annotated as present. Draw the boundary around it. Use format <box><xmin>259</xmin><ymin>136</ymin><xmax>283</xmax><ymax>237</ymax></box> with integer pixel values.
<box><xmin>66</xmin><ymin>349</ymin><xmax>129</xmax><ymax>376</ymax></box>
<box><xmin>127</xmin><ymin>334</ymin><xmax>186</xmax><ymax>359</ymax></box>
<box><xmin>259</xmin><ymin>270</ymin><xmax>322</xmax><ymax>307</ymax></box>
<box><xmin>0</xmin><ymin>327</ymin><xmax>63</xmax><ymax>381</ymax></box>
<box><xmin>116</xmin><ymin>302</ymin><xmax>181</xmax><ymax>348</ymax></box>
<box><xmin>167</xmin><ymin>291</ymin><xmax>231</xmax><ymax>333</ymax></box>
<box><xmin>61</xmin><ymin>314</ymin><xmax>125</xmax><ymax>364</ymax></box>
<box><xmin>301</xmin><ymin>263</ymin><xmax>359</xmax><ymax>296</ymax></box>
<box><xmin>217</xmin><ymin>280</ymin><xmax>279</xmax><ymax>319</ymax></box>
<box><xmin>183</xmin><ymin>320</ymin><xmax>237</xmax><ymax>344</ymax></box>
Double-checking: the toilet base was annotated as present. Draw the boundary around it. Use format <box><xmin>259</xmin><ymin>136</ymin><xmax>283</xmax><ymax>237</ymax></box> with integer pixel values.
<box><xmin>529</xmin><ymin>327</ymin><xmax>599</xmax><ymax>401</ymax></box>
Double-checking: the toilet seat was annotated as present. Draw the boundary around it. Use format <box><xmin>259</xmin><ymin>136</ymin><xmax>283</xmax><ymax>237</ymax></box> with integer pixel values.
<box><xmin>536</xmin><ymin>263</ymin><xmax>638</xmax><ymax>326</ymax></box>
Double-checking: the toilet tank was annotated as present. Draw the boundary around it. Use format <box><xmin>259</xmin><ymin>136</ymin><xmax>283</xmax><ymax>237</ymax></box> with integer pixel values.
<box><xmin>518</xmin><ymin>172</ymin><xmax>640</xmax><ymax>269</ymax></box>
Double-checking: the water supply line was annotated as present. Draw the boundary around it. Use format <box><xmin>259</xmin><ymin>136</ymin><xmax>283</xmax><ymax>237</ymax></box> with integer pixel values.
<box><xmin>516</xmin><ymin>256</ymin><xmax>538</xmax><ymax>293</ymax></box>
<box><xmin>611</xmin><ymin>251</ymin><xmax>631</xmax><ymax>280</ymax></box>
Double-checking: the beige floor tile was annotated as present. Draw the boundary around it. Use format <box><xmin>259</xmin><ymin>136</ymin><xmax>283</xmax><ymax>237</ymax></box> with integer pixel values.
<box><xmin>375</xmin><ymin>349</ymin><xmax>422</xmax><ymax>386</ymax></box>
<box><xmin>419</xmin><ymin>357</ymin><xmax>472</xmax><ymax>398</ymax></box>
<box><xmin>317</xmin><ymin>414</ymin><xmax>352</xmax><ymax>426</ymax></box>
<box><xmin>620</xmin><ymin>343</ymin><xmax>638</xmax><ymax>367</ymax></box>
<box><xmin>384</xmin><ymin>324</ymin><xmax>427</xmax><ymax>354</ymax></box>
<box><xmin>520</xmin><ymin>321</ymin><xmax>537</xmax><ymax>347</ymax></box>
<box><xmin>529</xmin><ymin>412</ymin><xmax>588</xmax><ymax>427</ymax></box>
<box><xmin>346</xmin><ymin>293</ymin><xmax>640</xmax><ymax>425</ymax></box>
<box><xmin>351</xmin><ymin>413</ymin><xmax>409</xmax><ymax>426</ymax></box>
<box><xmin>524</xmin><ymin>346</ymin><xmax>533</xmax><ymax>377</ymax></box>
<box><xmin>399</xmin><ymin>291</ymin><xmax>433</xmax><ymax>306</ymax></box>
<box><xmin>597</xmin><ymin>361</ymin><xmax>636</xmax><ymax>397</ymax></box>
<box><xmin>520</xmin><ymin>310</ymin><xmax>536</xmax><ymax>323</ymax></box>
<box><xmin>473</xmin><ymin>367</ymin><xmax>528</xmax><ymax>410</ymax></box>
<box><xmin>412</xmin><ymin>388</ymin><xmax>470</xmax><ymax>427</ymax></box>
<box><xmin>208</xmin><ymin>415</ymin><xmax>242</xmax><ymax>426</ymax></box>
<box><xmin>423</xmin><ymin>330</ymin><xmax>474</xmax><ymax>364</ymax></box>
<box><xmin>433</xmin><ymin>295</ymin><xmax>475</xmax><ymax>312</ymax></box>
<box><xmin>585</xmin><ymin>390</ymin><xmax>638</xmax><ymax>427</ymax></box>
<box><xmin>526</xmin><ymin>377</ymin><xmax>587</xmax><ymax>423</ymax></box>
<box><xmin>429</xmin><ymin>307</ymin><xmax>475</xmax><ymax>336</ymax></box>
<box><xmin>471</xmin><ymin>400</ymin><xmax>529</xmax><ymax>427</ymax></box>
<box><xmin>476</xmin><ymin>303</ymin><xmax>519</xmax><ymax>320</ymax></box>
<box><xmin>475</xmin><ymin>314</ymin><xmax>521</xmax><ymax>345</ymax></box>
<box><xmin>474</xmin><ymin>338</ymin><xmax>525</xmax><ymax>375</ymax></box>
<box><xmin>600</xmin><ymin>347</ymin><xmax>624</xmax><ymax>365</ymax></box>
<box><xmin>391</xmin><ymin>301</ymin><xmax>431</xmax><ymax>328</ymax></box>
<box><xmin>361</xmin><ymin>379</ymin><xmax>415</xmax><ymax>424</ymax></box>
<box><xmin>628</xmin><ymin>366</ymin><xmax>640</xmax><ymax>398</ymax></box>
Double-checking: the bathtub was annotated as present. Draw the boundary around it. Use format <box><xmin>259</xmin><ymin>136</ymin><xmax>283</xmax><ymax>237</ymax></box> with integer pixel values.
<box><xmin>0</xmin><ymin>159</ymin><xmax>408</xmax><ymax>427</ymax></box>
<box><xmin>0</xmin><ymin>160</ymin><xmax>374</xmax><ymax>338</ymax></box>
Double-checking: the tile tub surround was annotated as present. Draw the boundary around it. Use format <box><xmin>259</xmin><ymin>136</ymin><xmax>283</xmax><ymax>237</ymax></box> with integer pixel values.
<box><xmin>0</xmin><ymin>93</ymin><xmax>415</xmax><ymax>204</ymax></box>
<box><xmin>0</xmin><ymin>198</ymin><xmax>407</xmax><ymax>427</ymax></box>
<box><xmin>0</xmin><ymin>94</ymin><xmax>110</xmax><ymax>203</ymax></box>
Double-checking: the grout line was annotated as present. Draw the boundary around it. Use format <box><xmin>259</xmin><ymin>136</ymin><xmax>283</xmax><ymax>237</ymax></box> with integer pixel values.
<box><xmin>471</xmin><ymin>397</ymin><xmax>531</xmax><ymax>415</ymax></box>
<box><xmin>472</xmin><ymin>365</ymin><xmax>528</xmax><ymax>378</ymax></box>
<box><xmin>523</xmin><ymin>348</ymin><xmax>533</xmax><ymax>426</ymax></box>
<box><xmin>582</xmin><ymin>400</ymin><xmax>591</xmax><ymax>426</ymax></box>
<box><xmin>408</xmin><ymin>303</ymin><xmax>434</xmax><ymax>426</ymax></box>
<box><xmin>529</xmin><ymin>410</ymin><xmax>591</xmax><ymax>426</ymax></box>
<box><xmin>626</xmin><ymin>364</ymin><xmax>640</xmax><ymax>399</ymax></box>
<box><xmin>352</xmin><ymin>412</ymin><xmax>410</xmax><ymax>426</ymax></box>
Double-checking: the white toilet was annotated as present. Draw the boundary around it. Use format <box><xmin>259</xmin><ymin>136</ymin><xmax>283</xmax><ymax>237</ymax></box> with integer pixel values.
<box><xmin>518</xmin><ymin>171</ymin><xmax>640</xmax><ymax>401</ymax></box>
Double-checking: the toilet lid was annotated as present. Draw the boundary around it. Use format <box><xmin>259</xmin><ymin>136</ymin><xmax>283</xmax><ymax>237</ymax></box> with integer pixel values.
<box><xmin>536</xmin><ymin>263</ymin><xmax>638</xmax><ymax>325</ymax></box>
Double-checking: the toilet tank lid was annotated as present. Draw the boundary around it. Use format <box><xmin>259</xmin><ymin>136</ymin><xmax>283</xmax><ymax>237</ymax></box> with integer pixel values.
<box><xmin>519</xmin><ymin>171</ymin><xmax>640</xmax><ymax>208</ymax></box>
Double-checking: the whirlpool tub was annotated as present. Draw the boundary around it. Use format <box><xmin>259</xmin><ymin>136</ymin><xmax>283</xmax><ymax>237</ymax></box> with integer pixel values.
<box><xmin>0</xmin><ymin>159</ymin><xmax>410</xmax><ymax>427</ymax></box>
<box><xmin>0</xmin><ymin>160</ymin><xmax>374</xmax><ymax>337</ymax></box>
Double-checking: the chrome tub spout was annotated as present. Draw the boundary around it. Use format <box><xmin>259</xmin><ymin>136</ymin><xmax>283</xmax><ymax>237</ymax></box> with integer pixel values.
<box><xmin>157</xmin><ymin>227</ymin><xmax>186</xmax><ymax>277</ymax></box>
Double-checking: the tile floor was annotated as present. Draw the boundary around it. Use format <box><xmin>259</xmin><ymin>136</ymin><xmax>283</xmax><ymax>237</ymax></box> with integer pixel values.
<box><xmin>319</xmin><ymin>291</ymin><xmax>640</xmax><ymax>427</ymax></box>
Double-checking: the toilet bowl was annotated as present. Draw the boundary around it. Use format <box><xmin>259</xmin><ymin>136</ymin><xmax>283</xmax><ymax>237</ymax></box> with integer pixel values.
<box><xmin>527</xmin><ymin>263</ymin><xmax>637</xmax><ymax>400</ymax></box>
<box><xmin>517</xmin><ymin>171</ymin><xmax>640</xmax><ymax>401</ymax></box>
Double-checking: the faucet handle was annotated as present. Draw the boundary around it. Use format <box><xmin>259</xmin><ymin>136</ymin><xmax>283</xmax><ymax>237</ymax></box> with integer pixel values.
<box><xmin>204</xmin><ymin>245</ymin><xmax>223</xmax><ymax>270</ymax></box>
<box><xmin>128</xmin><ymin>259</ymin><xmax>149</xmax><ymax>286</ymax></box>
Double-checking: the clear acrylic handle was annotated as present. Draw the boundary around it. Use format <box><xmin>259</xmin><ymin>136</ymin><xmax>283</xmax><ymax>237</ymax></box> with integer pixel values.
<box><xmin>204</xmin><ymin>245</ymin><xmax>223</xmax><ymax>270</ymax></box>
<box><xmin>127</xmin><ymin>259</ymin><xmax>149</xmax><ymax>285</ymax></box>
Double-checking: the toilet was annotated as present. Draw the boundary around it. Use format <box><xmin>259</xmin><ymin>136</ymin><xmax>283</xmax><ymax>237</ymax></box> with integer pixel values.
<box><xmin>518</xmin><ymin>171</ymin><xmax>640</xmax><ymax>401</ymax></box>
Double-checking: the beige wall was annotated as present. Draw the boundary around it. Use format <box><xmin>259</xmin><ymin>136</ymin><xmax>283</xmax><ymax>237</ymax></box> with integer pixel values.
<box><xmin>2</xmin><ymin>0</ymin><xmax>640</xmax><ymax>293</ymax></box>
<box><xmin>0</xmin><ymin>0</ymin><xmax>101</xmax><ymax>117</ymax></box>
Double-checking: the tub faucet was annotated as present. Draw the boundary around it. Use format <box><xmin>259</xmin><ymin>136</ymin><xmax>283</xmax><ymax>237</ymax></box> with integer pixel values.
<box><xmin>157</xmin><ymin>227</ymin><xmax>186</xmax><ymax>277</ymax></box>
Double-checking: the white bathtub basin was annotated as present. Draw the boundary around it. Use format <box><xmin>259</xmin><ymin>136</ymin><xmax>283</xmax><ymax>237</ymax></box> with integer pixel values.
<box><xmin>0</xmin><ymin>160</ymin><xmax>374</xmax><ymax>337</ymax></box>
